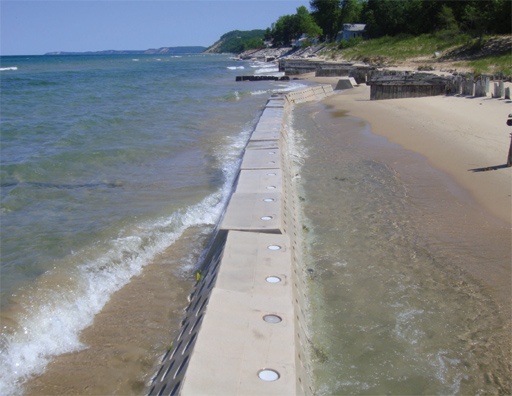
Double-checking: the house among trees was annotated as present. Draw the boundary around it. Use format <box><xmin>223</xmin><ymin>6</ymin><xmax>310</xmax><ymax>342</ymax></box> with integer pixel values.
<box><xmin>337</xmin><ymin>23</ymin><xmax>366</xmax><ymax>41</ymax></box>
<box><xmin>291</xmin><ymin>33</ymin><xmax>319</xmax><ymax>48</ymax></box>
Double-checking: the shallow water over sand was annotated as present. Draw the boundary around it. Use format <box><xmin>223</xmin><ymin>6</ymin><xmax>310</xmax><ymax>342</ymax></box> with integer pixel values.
<box><xmin>0</xmin><ymin>54</ymin><xmax>309</xmax><ymax>394</ymax></box>
<box><xmin>292</xmin><ymin>101</ymin><xmax>511</xmax><ymax>395</ymax></box>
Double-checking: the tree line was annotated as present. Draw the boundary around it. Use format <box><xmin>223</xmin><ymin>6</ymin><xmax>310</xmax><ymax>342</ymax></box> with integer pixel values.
<box><xmin>266</xmin><ymin>0</ymin><xmax>511</xmax><ymax>46</ymax></box>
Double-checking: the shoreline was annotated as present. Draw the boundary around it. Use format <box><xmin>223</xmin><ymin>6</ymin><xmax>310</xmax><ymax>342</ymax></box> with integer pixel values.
<box><xmin>303</xmin><ymin>74</ymin><xmax>512</xmax><ymax>226</ymax></box>
<box><xmin>299</xmin><ymin>74</ymin><xmax>511</xmax><ymax>310</ymax></box>
<box><xmin>13</xmin><ymin>69</ymin><xmax>510</xmax><ymax>394</ymax></box>
<box><xmin>292</xmin><ymin>82</ymin><xmax>511</xmax><ymax>394</ymax></box>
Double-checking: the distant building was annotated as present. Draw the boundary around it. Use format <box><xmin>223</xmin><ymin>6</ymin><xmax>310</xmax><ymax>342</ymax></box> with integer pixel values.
<box><xmin>337</xmin><ymin>24</ymin><xmax>366</xmax><ymax>41</ymax></box>
<box><xmin>292</xmin><ymin>33</ymin><xmax>319</xmax><ymax>48</ymax></box>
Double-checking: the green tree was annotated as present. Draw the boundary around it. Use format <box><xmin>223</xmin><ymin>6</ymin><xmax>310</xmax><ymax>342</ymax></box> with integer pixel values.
<box><xmin>437</xmin><ymin>4</ymin><xmax>459</xmax><ymax>32</ymax></box>
<box><xmin>212</xmin><ymin>30</ymin><xmax>266</xmax><ymax>53</ymax></box>
<box><xmin>340</xmin><ymin>0</ymin><xmax>364</xmax><ymax>25</ymax></box>
<box><xmin>270</xmin><ymin>6</ymin><xmax>322</xmax><ymax>46</ymax></box>
<box><xmin>363</xmin><ymin>0</ymin><xmax>425</xmax><ymax>37</ymax></box>
<box><xmin>459</xmin><ymin>0</ymin><xmax>511</xmax><ymax>36</ymax></box>
<box><xmin>492</xmin><ymin>0</ymin><xmax>512</xmax><ymax>34</ymax></box>
<box><xmin>271</xmin><ymin>14</ymin><xmax>296</xmax><ymax>46</ymax></box>
<box><xmin>309</xmin><ymin>0</ymin><xmax>341</xmax><ymax>41</ymax></box>
<box><xmin>296</xmin><ymin>5</ymin><xmax>323</xmax><ymax>38</ymax></box>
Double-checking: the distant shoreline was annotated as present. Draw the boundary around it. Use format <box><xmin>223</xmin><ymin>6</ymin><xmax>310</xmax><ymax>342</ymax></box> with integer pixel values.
<box><xmin>43</xmin><ymin>46</ymin><xmax>206</xmax><ymax>56</ymax></box>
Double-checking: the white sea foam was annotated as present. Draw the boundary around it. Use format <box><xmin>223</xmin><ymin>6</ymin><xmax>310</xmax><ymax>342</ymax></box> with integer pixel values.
<box><xmin>0</xmin><ymin>191</ymin><xmax>230</xmax><ymax>395</ymax></box>
<box><xmin>227</xmin><ymin>66</ymin><xmax>244</xmax><ymax>70</ymax></box>
<box><xmin>428</xmin><ymin>350</ymin><xmax>464</xmax><ymax>394</ymax></box>
<box><xmin>0</xmin><ymin>67</ymin><xmax>18</xmax><ymax>71</ymax></box>
<box><xmin>393</xmin><ymin>308</ymin><xmax>425</xmax><ymax>344</ymax></box>
<box><xmin>272</xmin><ymin>81</ymin><xmax>309</xmax><ymax>93</ymax></box>
<box><xmin>0</xmin><ymin>204</ymin><xmax>204</xmax><ymax>395</ymax></box>
<box><xmin>0</xmin><ymin>112</ymin><xmax>252</xmax><ymax>395</ymax></box>
<box><xmin>248</xmin><ymin>60</ymin><xmax>283</xmax><ymax>76</ymax></box>
<box><xmin>250</xmin><ymin>90</ymin><xmax>269</xmax><ymax>96</ymax></box>
<box><xmin>254</xmin><ymin>66</ymin><xmax>281</xmax><ymax>75</ymax></box>
<box><xmin>250</xmin><ymin>81</ymin><xmax>308</xmax><ymax>97</ymax></box>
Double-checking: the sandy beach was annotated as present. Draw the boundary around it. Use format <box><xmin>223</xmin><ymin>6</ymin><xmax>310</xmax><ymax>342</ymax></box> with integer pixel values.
<box><xmin>302</xmin><ymin>74</ymin><xmax>511</xmax><ymax>306</ymax></box>
<box><xmin>308</xmin><ymin>74</ymin><xmax>512</xmax><ymax>225</ymax></box>
<box><xmin>291</xmin><ymin>75</ymin><xmax>511</xmax><ymax>393</ymax></box>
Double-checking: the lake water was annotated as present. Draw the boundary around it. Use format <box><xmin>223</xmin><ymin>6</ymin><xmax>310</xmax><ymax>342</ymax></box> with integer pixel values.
<box><xmin>292</xmin><ymin>100</ymin><xmax>511</xmax><ymax>395</ymax></box>
<box><xmin>0</xmin><ymin>53</ymin><xmax>308</xmax><ymax>394</ymax></box>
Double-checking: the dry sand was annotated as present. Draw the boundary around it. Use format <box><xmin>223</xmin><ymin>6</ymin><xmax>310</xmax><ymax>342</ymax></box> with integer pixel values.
<box><xmin>305</xmin><ymin>74</ymin><xmax>512</xmax><ymax>226</ymax></box>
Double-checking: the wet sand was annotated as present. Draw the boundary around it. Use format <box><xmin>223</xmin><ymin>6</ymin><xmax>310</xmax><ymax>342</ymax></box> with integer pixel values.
<box><xmin>300</xmin><ymin>74</ymin><xmax>512</xmax><ymax>304</ymax></box>
<box><xmin>308</xmin><ymin>75</ymin><xmax>511</xmax><ymax>225</ymax></box>
<box><xmin>23</xmin><ymin>228</ymin><xmax>202</xmax><ymax>395</ymax></box>
<box><xmin>303</xmin><ymin>75</ymin><xmax>511</xmax><ymax>305</ymax></box>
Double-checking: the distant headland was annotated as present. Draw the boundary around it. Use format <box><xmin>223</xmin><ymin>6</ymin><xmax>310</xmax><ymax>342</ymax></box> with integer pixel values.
<box><xmin>44</xmin><ymin>46</ymin><xmax>206</xmax><ymax>56</ymax></box>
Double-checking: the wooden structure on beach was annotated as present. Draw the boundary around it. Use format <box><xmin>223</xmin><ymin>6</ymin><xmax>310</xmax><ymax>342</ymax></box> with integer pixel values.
<box><xmin>367</xmin><ymin>72</ymin><xmax>451</xmax><ymax>100</ymax></box>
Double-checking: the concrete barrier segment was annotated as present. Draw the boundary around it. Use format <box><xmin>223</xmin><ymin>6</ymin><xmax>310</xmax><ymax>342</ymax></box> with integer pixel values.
<box><xmin>285</xmin><ymin>84</ymin><xmax>334</xmax><ymax>104</ymax></box>
<box><xmin>266</xmin><ymin>99</ymin><xmax>286</xmax><ymax>108</ymax></box>
<box><xmin>254</xmin><ymin>119</ymin><xmax>282</xmax><ymax>128</ymax></box>
<box><xmin>335</xmin><ymin>77</ymin><xmax>357</xmax><ymax>90</ymax></box>
<box><xmin>233</xmin><ymin>169</ymin><xmax>283</xmax><ymax>193</ymax></box>
<box><xmin>241</xmin><ymin>148</ymin><xmax>282</xmax><ymax>170</ymax></box>
<box><xmin>147</xmin><ymin>230</ymin><xmax>228</xmax><ymax>396</ymax></box>
<box><xmin>147</xmin><ymin>86</ymin><xmax>332</xmax><ymax>396</ymax></box>
<box><xmin>250</xmin><ymin>128</ymin><xmax>281</xmax><ymax>141</ymax></box>
<box><xmin>261</xmin><ymin>106</ymin><xmax>285</xmax><ymax>116</ymax></box>
<box><xmin>221</xmin><ymin>193</ymin><xmax>282</xmax><ymax>233</ymax></box>
<box><xmin>180</xmin><ymin>231</ymin><xmax>296</xmax><ymax>395</ymax></box>
<box><xmin>259</xmin><ymin>111</ymin><xmax>284</xmax><ymax>120</ymax></box>
<box><xmin>255</xmin><ymin>120</ymin><xmax>284</xmax><ymax>132</ymax></box>
<box><xmin>246</xmin><ymin>140</ymin><xmax>279</xmax><ymax>150</ymax></box>
<box><xmin>256</xmin><ymin>121</ymin><xmax>284</xmax><ymax>131</ymax></box>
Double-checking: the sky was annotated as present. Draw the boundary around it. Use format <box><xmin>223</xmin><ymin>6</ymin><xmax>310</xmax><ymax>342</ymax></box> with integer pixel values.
<box><xmin>0</xmin><ymin>0</ymin><xmax>311</xmax><ymax>55</ymax></box>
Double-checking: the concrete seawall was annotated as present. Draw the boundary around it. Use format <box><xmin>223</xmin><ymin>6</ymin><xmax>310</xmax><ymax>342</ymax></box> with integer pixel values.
<box><xmin>147</xmin><ymin>85</ymin><xmax>334</xmax><ymax>396</ymax></box>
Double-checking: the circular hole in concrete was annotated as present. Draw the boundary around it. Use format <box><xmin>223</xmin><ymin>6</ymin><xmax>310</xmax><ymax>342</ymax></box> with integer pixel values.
<box><xmin>266</xmin><ymin>186</ymin><xmax>276</xmax><ymax>190</ymax></box>
<box><xmin>258</xmin><ymin>369</ymin><xmax>280</xmax><ymax>382</ymax></box>
<box><xmin>268</xmin><ymin>161</ymin><xmax>276</xmax><ymax>164</ymax></box>
<box><xmin>267</xmin><ymin>245</ymin><xmax>281</xmax><ymax>251</ymax></box>
<box><xmin>268</xmin><ymin>151</ymin><xmax>276</xmax><ymax>155</ymax></box>
<box><xmin>265</xmin><ymin>276</ymin><xmax>281</xmax><ymax>283</ymax></box>
<box><xmin>263</xmin><ymin>314</ymin><xmax>282</xmax><ymax>324</ymax></box>
<box><xmin>261</xmin><ymin>216</ymin><xmax>273</xmax><ymax>221</ymax></box>
<box><xmin>263</xmin><ymin>198</ymin><xmax>275</xmax><ymax>202</ymax></box>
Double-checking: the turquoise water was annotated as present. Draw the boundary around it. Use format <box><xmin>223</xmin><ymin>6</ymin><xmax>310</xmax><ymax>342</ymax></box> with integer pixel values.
<box><xmin>0</xmin><ymin>54</ymin><xmax>308</xmax><ymax>394</ymax></box>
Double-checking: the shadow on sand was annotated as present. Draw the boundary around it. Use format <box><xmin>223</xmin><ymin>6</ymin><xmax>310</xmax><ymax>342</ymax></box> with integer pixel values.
<box><xmin>469</xmin><ymin>164</ymin><xmax>510</xmax><ymax>172</ymax></box>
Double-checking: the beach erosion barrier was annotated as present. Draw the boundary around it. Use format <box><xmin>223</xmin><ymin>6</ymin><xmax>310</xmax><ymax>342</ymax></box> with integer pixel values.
<box><xmin>366</xmin><ymin>71</ymin><xmax>512</xmax><ymax>100</ymax></box>
<box><xmin>147</xmin><ymin>84</ymin><xmax>334</xmax><ymax>396</ymax></box>
<box><xmin>278</xmin><ymin>59</ymin><xmax>510</xmax><ymax>100</ymax></box>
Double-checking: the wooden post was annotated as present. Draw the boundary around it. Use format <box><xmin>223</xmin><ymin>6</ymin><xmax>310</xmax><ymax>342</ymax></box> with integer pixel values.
<box><xmin>508</xmin><ymin>133</ymin><xmax>512</xmax><ymax>167</ymax></box>
<box><xmin>508</xmin><ymin>115</ymin><xmax>512</xmax><ymax>167</ymax></box>
<box><xmin>499</xmin><ymin>81</ymin><xmax>505</xmax><ymax>98</ymax></box>
<box><xmin>494</xmin><ymin>82</ymin><xmax>501</xmax><ymax>98</ymax></box>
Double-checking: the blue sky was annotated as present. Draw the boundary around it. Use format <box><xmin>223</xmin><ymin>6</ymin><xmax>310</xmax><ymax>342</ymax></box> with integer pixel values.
<box><xmin>1</xmin><ymin>0</ymin><xmax>310</xmax><ymax>55</ymax></box>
